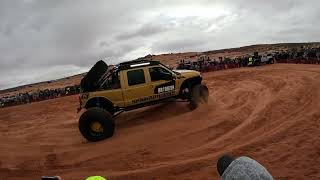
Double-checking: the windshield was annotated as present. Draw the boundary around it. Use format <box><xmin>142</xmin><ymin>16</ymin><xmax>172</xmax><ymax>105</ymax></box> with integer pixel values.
<box><xmin>159</xmin><ymin>63</ymin><xmax>180</xmax><ymax>75</ymax></box>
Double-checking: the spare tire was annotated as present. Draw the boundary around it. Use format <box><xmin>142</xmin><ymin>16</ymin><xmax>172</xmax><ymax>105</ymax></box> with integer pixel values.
<box><xmin>79</xmin><ymin>107</ymin><xmax>115</xmax><ymax>142</ymax></box>
<box><xmin>81</xmin><ymin>60</ymin><xmax>108</xmax><ymax>92</ymax></box>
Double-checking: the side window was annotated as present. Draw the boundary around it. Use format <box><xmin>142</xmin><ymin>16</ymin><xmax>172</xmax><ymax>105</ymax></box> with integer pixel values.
<box><xmin>127</xmin><ymin>69</ymin><xmax>146</xmax><ymax>86</ymax></box>
<box><xmin>102</xmin><ymin>71</ymin><xmax>121</xmax><ymax>89</ymax></box>
<box><xmin>149</xmin><ymin>67</ymin><xmax>172</xmax><ymax>81</ymax></box>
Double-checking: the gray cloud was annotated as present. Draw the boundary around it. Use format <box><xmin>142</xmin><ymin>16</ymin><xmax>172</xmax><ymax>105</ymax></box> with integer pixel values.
<box><xmin>0</xmin><ymin>0</ymin><xmax>320</xmax><ymax>89</ymax></box>
<box><xmin>152</xmin><ymin>37</ymin><xmax>209</xmax><ymax>53</ymax></box>
<box><xmin>116</xmin><ymin>22</ymin><xmax>169</xmax><ymax>40</ymax></box>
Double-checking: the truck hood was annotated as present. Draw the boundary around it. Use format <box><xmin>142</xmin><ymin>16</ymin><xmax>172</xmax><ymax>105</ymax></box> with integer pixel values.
<box><xmin>173</xmin><ymin>69</ymin><xmax>201</xmax><ymax>78</ymax></box>
<box><xmin>174</xmin><ymin>69</ymin><xmax>195</xmax><ymax>73</ymax></box>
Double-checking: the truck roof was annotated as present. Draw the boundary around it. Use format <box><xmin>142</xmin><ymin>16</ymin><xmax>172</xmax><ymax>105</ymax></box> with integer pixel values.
<box><xmin>117</xmin><ymin>60</ymin><xmax>160</xmax><ymax>70</ymax></box>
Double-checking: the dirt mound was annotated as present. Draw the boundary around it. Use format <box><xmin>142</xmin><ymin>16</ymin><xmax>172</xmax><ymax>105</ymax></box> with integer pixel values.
<box><xmin>1</xmin><ymin>64</ymin><xmax>319</xmax><ymax>180</ymax></box>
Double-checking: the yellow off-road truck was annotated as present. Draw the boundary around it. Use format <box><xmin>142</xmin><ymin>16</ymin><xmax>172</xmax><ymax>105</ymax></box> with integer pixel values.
<box><xmin>78</xmin><ymin>60</ymin><xmax>209</xmax><ymax>141</ymax></box>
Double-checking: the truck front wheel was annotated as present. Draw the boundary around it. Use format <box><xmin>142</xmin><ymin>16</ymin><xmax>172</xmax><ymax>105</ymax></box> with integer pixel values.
<box><xmin>79</xmin><ymin>107</ymin><xmax>115</xmax><ymax>142</ymax></box>
<box><xmin>189</xmin><ymin>84</ymin><xmax>209</xmax><ymax>110</ymax></box>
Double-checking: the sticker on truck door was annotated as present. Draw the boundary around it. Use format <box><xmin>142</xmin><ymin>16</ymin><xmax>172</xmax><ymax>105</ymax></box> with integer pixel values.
<box><xmin>154</xmin><ymin>81</ymin><xmax>175</xmax><ymax>94</ymax></box>
<box><xmin>158</xmin><ymin>85</ymin><xmax>174</xmax><ymax>93</ymax></box>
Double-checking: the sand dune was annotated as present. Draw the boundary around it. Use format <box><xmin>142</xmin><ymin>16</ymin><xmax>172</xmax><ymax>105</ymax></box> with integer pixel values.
<box><xmin>1</xmin><ymin>64</ymin><xmax>319</xmax><ymax>180</ymax></box>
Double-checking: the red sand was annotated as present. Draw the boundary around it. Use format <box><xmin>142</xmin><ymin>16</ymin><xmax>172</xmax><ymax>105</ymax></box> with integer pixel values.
<box><xmin>1</xmin><ymin>64</ymin><xmax>320</xmax><ymax>180</ymax></box>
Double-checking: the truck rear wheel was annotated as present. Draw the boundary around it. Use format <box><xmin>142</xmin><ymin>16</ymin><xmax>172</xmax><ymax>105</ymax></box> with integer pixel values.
<box><xmin>79</xmin><ymin>107</ymin><xmax>115</xmax><ymax>142</ymax></box>
<box><xmin>189</xmin><ymin>84</ymin><xmax>209</xmax><ymax>110</ymax></box>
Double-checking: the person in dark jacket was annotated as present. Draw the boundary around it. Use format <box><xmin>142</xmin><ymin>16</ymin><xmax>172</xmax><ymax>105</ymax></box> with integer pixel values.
<box><xmin>217</xmin><ymin>154</ymin><xmax>273</xmax><ymax>180</ymax></box>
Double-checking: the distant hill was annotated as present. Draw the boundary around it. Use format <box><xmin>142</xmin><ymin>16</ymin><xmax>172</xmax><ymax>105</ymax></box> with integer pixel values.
<box><xmin>1</xmin><ymin>42</ymin><xmax>319</xmax><ymax>96</ymax></box>
<box><xmin>140</xmin><ymin>42</ymin><xmax>320</xmax><ymax>66</ymax></box>
<box><xmin>0</xmin><ymin>73</ymin><xmax>85</xmax><ymax>97</ymax></box>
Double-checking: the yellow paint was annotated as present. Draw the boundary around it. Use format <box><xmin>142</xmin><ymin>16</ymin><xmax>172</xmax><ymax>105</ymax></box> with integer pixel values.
<box><xmin>248</xmin><ymin>57</ymin><xmax>253</xmax><ymax>65</ymax></box>
<box><xmin>90</xmin><ymin>122</ymin><xmax>103</xmax><ymax>133</ymax></box>
<box><xmin>85</xmin><ymin>176</ymin><xmax>106</xmax><ymax>180</ymax></box>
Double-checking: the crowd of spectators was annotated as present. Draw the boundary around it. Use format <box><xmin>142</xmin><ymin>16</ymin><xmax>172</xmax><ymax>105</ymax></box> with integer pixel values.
<box><xmin>177</xmin><ymin>46</ymin><xmax>320</xmax><ymax>72</ymax></box>
<box><xmin>274</xmin><ymin>46</ymin><xmax>320</xmax><ymax>64</ymax></box>
<box><xmin>0</xmin><ymin>85</ymin><xmax>80</xmax><ymax>108</ymax></box>
<box><xmin>177</xmin><ymin>56</ymin><xmax>252</xmax><ymax>72</ymax></box>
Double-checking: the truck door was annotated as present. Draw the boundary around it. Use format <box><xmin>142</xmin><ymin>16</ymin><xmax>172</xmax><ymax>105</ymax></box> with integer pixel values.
<box><xmin>147</xmin><ymin>66</ymin><xmax>176</xmax><ymax>99</ymax></box>
<box><xmin>123</xmin><ymin>68</ymin><xmax>154</xmax><ymax>106</ymax></box>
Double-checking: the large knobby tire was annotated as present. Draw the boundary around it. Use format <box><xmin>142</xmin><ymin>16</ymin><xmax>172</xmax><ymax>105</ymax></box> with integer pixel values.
<box><xmin>189</xmin><ymin>84</ymin><xmax>209</xmax><ymax>110</ymax></box>
<box><xmin>79</xmin><ymin>107</ymin><xmax>115</xmax><ymax>142</ymax></box>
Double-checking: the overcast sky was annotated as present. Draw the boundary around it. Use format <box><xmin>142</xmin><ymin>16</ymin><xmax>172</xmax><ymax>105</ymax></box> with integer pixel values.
<box><xmin>0</xmin><ymin>0</ymin><xmax>319</xmax><ymax>90</ymax></box>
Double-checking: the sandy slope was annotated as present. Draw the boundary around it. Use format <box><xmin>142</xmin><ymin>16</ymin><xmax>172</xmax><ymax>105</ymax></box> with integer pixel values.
<box><xmin>0</xmin><ymin>64</ymin><xmax>319</xmax><ymax>180</ymax></box>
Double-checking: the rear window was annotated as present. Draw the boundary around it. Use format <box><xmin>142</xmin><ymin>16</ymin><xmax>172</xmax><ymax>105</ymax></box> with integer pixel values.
<box><xmin>127</xmin><ymin>69</ymin><xmax>145</xmax><ymax>86</ymax></box>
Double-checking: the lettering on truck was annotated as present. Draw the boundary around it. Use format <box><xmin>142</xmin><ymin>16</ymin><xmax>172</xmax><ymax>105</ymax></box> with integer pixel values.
<box><xmin>132</xmin><ymin>91</ymin><xmax>175</xmax><ymax>104</ymax></box>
